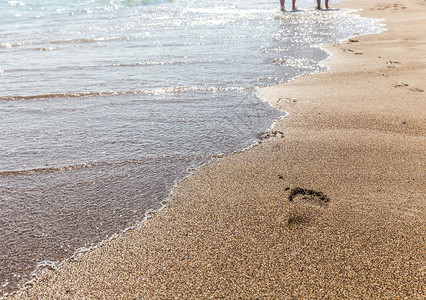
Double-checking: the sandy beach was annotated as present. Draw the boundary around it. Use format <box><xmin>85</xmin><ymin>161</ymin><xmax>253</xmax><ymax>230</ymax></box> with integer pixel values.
<box><xmin>9</xmin><ymin>0</ymin><xmax>425</xmax><ymax>298</ymax></box>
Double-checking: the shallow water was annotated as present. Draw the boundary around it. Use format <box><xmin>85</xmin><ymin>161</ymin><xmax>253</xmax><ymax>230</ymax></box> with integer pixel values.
<box><xmin>0</xmin><ymin>0</ymin><xmax>383</xmax><ymax>295</ymax></box>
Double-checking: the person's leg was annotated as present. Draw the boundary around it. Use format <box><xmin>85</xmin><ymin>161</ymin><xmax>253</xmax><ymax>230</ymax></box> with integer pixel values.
<box><xmin>316</xmin><ymin>0</ymin><xmax>321</xmax><ymax>9</ymax></box>
<box><xmin>292</xmin><ymin>0</ymin><xmax>297</xmax><ymax>10</ymax></box>
<box><xmin>325</xmin><ymin>0</ymin><xmax>329</xmax><ymax>9</ymax></box>
<box><xmin>280</xmin><ymin>0</ymin><xmax>285</xmax><ymax>11</ymax></box>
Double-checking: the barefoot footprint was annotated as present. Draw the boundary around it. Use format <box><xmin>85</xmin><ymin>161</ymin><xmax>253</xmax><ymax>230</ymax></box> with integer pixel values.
<box><xmin>288</xmin><ymin>187</ymin><xmax>330</xmax><ymax>206</ymax></box>
<box><xmin>286</xmin><ymin>187</ymin><xmax>330</xmax><ymax>227</ymax></box>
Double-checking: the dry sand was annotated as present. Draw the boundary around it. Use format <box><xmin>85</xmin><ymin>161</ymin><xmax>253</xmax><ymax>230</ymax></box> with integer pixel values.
<box><xmin>9</xmin><ymin>0</ymin><xmax>425</xmax><ymax>298</ymax></box>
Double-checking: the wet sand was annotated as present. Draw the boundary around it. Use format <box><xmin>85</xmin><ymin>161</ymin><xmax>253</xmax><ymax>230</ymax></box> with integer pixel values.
<box><xmin>9</xmin><ymin>0</ymin><xmax>425</xmax><ymax>298</ymax></box>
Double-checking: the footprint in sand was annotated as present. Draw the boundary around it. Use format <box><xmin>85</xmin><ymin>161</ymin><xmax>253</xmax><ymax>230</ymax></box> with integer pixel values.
<box><xmin>288</xmin><ymin>187</ymin><xmax>330</xmax><ymax>206</ymax></box>
<box><xmin>408</xmin><ymin>87</ymin><xmax>424</xmax><ymax>93</ymax></box>
<box><xmin>392</xmin><ymin>82</ymin><xmax>424</xmax><ymax>92</ymax></box>
<box><xmin>258</xmin><ymin>130</ymin><xmax>284</xmax><ymax>140</ymax></box>
<box><xmin>344</xmin><ymin>48</ymin><xmax>363</xmax><ymax>55</ymax></box>
<box><xmin>374</xmin><ymin>3</ymin><xmax>408</xmax><ymax>10</ymax></box>
<box><xmin>285</xmin><ymin>187</ymin><xmax>330</xmax><ymax>228</ymax></box>
<box><xmin>386</xmin><ymin>60</ymin><xmax>402</xmax><ymax>68</ymax></box>
<box><xmin>393</xmin><ymin>82</ymin><xmax>409</xmax><ymax>88</ymax></box>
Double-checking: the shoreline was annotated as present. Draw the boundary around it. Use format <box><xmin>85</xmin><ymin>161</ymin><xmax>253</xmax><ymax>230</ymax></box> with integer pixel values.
<box><xmin>9</xmin><ymin>0</ymin><xmax>425</xmax><ymax>298</ymax></box>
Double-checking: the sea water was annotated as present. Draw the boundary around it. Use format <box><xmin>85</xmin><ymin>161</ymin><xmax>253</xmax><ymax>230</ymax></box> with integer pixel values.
<box><xmin>0</xmin><ymin>0</ymin><xmax>382</xmax><ymax>295</ymax></box>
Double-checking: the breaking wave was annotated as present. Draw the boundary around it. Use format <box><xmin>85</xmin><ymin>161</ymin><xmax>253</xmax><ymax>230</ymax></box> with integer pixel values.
<box><xmin>0</xmin><ymin>86</ymin><xmax>249</xmax><ymax>101</ymax></box>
